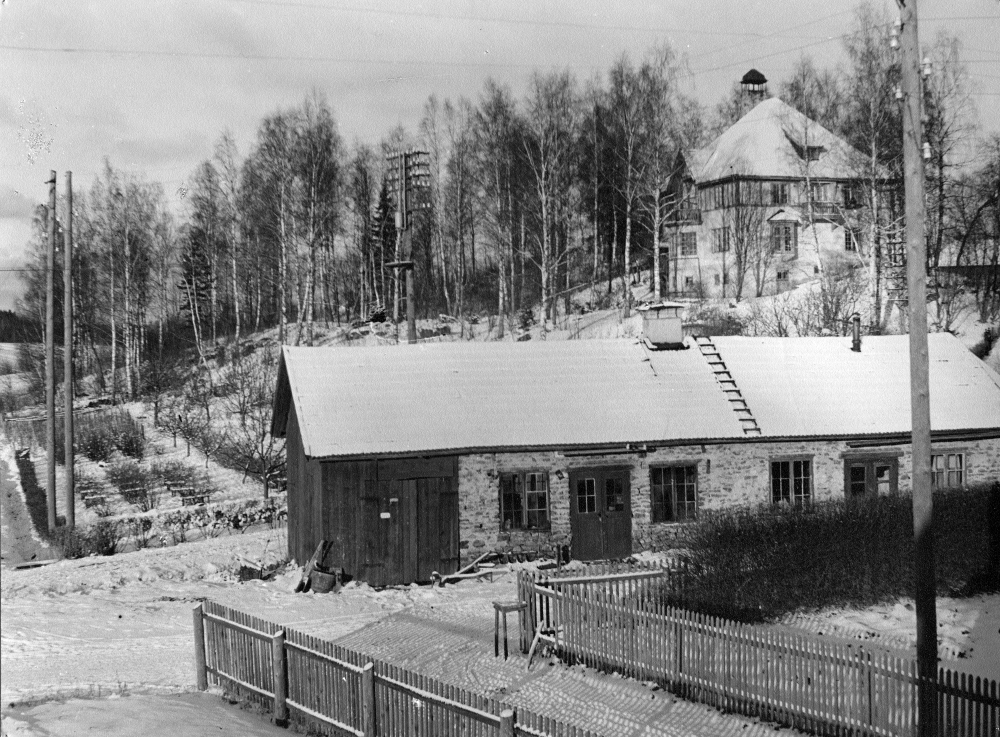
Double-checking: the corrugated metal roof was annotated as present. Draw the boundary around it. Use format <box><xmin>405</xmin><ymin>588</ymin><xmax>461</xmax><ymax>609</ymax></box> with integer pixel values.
<box><xmin>278</xmin><ymin>340</ymin><xmax>746</xmax><ymax>459</ymax></box>
<box><xmin>687</xmin><ymin>97</ymin><xmax>869</xmax><ymax>183</ymax></box>
<box><xmin>712</xmin><ymin>333</ymin><xmax>1000</xmax><ymax>437</ymax></box>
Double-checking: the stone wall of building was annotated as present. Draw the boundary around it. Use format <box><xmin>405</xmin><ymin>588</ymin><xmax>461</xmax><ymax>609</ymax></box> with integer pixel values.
<box><xmin>455</xmin><ymin>436</ymin><xmax>1000</xmax><ymax>564</ymax></box>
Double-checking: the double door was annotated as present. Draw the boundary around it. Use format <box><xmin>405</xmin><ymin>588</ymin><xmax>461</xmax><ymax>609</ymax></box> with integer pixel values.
<box><xmin>569</xmin><ymin>467</ymin><xmax>632</xmax><ymax>561</ymax></box>
<box><xmin>361</xmin><ymin>475</ymin><xmax>459</xmax><ymax>586</ymax></box>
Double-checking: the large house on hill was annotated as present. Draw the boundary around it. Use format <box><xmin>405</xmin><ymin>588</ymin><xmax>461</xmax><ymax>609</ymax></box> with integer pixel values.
<box><xmin>662</xmin><ymin>76</ymin><xmax>892</xmax><ymax>300</ymax></box>
<box><xmin>271</xmin><ymin>312</ymin><xmax>1000</xmax><ymax>586</ymax></box>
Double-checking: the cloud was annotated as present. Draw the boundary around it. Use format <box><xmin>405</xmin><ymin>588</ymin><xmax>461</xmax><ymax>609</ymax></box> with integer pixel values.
<box><xmin>0</xmin><ymin>185</ymin><xmax>39</xmax><ymax>218</ymax></box>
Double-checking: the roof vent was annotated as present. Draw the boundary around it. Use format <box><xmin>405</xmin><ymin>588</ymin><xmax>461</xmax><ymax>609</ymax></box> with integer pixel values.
<box><xmin>637</xmin><ymin>302</ymin><xmax>686</xmax><ymax>350</ymax></box>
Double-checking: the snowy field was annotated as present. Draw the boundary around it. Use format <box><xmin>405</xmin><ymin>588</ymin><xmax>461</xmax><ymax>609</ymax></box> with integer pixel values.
<box><xmin>2</xmin><ymin>425</ymin><xmax>997</xmax><ymax>735</ymax></box>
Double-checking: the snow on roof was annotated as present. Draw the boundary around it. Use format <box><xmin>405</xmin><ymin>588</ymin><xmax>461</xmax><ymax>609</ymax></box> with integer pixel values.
<box><xmin>713</xmin><ymin>332</ymin><xmax>1000</xmax><ymax>437</ymax></box>
<box><xmin>272</xmin><ymin>333</ymin><xmax>1000</xmax><ymax>459</ymax></box>
<box><xmin>273</xmin><ymin>340</ymin><xmax>745</xmax><ymax>459</ymax></box>
<box><xmin>686</xmin><ymin>97</ymin><xmax>869</xmax><ymax>183</ymax></box>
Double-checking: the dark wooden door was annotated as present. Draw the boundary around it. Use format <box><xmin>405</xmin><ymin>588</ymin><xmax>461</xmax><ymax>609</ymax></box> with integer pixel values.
<box><xmin>601</xmin><ymin>469</ymin><xmax>633</xmax><ymax>559</ymax></box>
<box><xmin>569</xmin><ymin>467</ymin><xmax>632</xmax><ymax>561</ymax></box>
<box><xmin>360</xmin><ymin>479</ymin><xmax>398</xmax><ymax>587</ymax></box>
<box><xmin>362</xmin><ymin>473</ymin><xmax>460</xmax><ymax>586</ymax></box>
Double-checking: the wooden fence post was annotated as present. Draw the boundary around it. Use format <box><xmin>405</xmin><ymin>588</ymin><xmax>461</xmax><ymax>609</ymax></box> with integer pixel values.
<box><xmin>362</xmin><ymin>662</ymin><xmax>376</xmax><ymax>736</ymax></box>
<box><xmin>272</xmin><ymin>630</ymin><xmax>288</xmax><ymax>726</ymax></box>
<box><xmin>193</xmin><ymin>603</ymin><xmax>208</xmax><ymax>691</ymax></box>
<box><xmin>499</xmin><ymin>708</ymin><xmax>515</xmax><ymax>737</ymax></box>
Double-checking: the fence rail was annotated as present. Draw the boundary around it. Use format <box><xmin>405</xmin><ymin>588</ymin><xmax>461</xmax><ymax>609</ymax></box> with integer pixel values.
<box><xmin>194</xmin><ymin>600</ymin><xmax>600</xmax><ymax>737</ymax></box>
<box><xmin>517</xmin><ymin>568</ymin><xmax>998</xmax><ymax>737</ymax></box>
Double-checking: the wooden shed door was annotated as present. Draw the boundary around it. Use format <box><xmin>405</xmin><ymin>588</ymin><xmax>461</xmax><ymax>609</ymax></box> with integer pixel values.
<box><xmin>569</xmin><ymin>467</ymin><xmax>632</xmax><ymax>561</ymax></box>
<box><xmin>401</xmin><ymin>477</ymin><xmax>460</xmax><ymax>583</ymax></box>
<box><xmin>361</xmin><ymin>471</ymin><xmax>460</xmax><ymax>586</ymax></box>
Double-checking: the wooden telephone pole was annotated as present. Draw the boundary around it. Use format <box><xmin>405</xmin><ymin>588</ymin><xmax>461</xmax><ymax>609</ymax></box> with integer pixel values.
<box><xmin>386</xmin><ymin>150</ymin><xmax>431</xmax><ymax>344</ymax></box>
<box><xmin>45</xmin><ymin>171</ymin><xmax>57</xmax><ymax>533</ymax></box>
<box><xmin>63</xmin><ymin>172</ymin><xmax>75</xmax><ymax>530</ymax></box>
<box><xmin>895</xmin><ymin>2</ymin><xmax>937</xmax><ymax>734</ymax></box>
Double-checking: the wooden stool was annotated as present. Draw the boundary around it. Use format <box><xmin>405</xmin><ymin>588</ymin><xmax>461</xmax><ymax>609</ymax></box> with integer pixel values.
<box><xmin>492</xmin><ymin>601</ymin><xmax>527</xmax><ymax>660</ymax></box>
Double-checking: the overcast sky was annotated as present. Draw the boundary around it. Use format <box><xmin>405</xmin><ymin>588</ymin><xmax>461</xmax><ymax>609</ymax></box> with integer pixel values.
<box><xmin>1</xmin><ymin>0</ymin><xmax>998</xmax><ymax>310</ymax></box>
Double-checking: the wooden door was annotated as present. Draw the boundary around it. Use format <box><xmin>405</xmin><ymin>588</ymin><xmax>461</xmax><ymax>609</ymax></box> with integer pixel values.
<box><xmin>601</xmin><ymin>469</ymin><xmax>633</xmax><ymax>559</ymax></box>
<box><xmin>360</xmin><ymin>479</ymin><xmax>399</xmax><ymax>587</ymax></box>
<box><xmin>569</xmin><ymin>467</ymin><xmax>633</xmax><ymax>561</ymax></box>
<box><xmin>570</xmin><ymin>472</ymin><xmax>603</xmax><ymax>560</ymax></box>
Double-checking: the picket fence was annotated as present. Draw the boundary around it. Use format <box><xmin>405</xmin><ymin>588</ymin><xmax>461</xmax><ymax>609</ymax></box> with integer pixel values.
<box><xmin>516</xmin><ymin>567</ymin><xmax>999</xmax><ymax>737</ymax></box>
<box><xmin>193</xmin><ymin>600</ymin><xmax>601</xmax><ymax>737</ymax></box>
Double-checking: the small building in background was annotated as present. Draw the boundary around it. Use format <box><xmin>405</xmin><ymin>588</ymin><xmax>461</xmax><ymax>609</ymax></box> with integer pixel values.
<box><xmin>272</xmin><ymin>326</ymin><xmax>1000</xmax><ymax>585</ymax></box>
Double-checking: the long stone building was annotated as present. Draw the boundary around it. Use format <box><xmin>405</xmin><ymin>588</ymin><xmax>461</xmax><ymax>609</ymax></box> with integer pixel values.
<box><xmin>271</xmin><ymin>311</ymin><xmax>1000</xmax><ymax>586</ymax></box>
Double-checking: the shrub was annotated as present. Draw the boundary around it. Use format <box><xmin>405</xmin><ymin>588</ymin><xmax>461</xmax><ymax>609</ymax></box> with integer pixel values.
<box><xmin>77</xmin><ymin>409</ymin><xmax>146</xmax><ymax>462</ymax></box>
<box><xmin>52</xmin><ymin>520</ymin><xmax>122</xmax><ymax>559</ymax></box>
<box><xmin>672</xmin><ymin>485</ymin><xmax>998</xmax><ymax>622</ymax></box>
<box><xmin>124</xmin><ymin>517</ymin><xmax>154</xmax><ymax>550</ymax></box>
<box><xmin>105</xmin><ymin>459</ymin><xmax>157</xmax><ymax>512</ymax></box>
<box><xmin>149</xmin><ymin>459</ymin><xmax>196</xmax><ymax>488</ymax></box>
<box><xmin>79</xmin><ymin>426</ymin><xmax>115</xmax><ymax>463</ymax></box>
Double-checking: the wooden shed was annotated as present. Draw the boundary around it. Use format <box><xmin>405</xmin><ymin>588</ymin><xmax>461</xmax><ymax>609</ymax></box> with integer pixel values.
<box><xmin>274</xmin><ymin>371</ymin><xmax>460</xmax><ymax>586</ymax></box>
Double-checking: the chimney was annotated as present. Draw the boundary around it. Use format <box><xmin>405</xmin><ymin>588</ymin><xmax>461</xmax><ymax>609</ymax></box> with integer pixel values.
<box><xmin>851</xmin><ymin>313</ymin><xmax>862</xmax><ymax>352</ymax></box>
<box><xmin>638</xmin><ymin>302</ymin><xmax>685</xmax><ymax>349</ymax></box>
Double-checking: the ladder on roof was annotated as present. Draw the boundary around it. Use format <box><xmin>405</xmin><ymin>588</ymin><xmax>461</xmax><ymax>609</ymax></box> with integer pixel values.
<box><xmin>694</xmin><ymin>336</ymin><xmax>762</xmax><ymax>437</ymax></box>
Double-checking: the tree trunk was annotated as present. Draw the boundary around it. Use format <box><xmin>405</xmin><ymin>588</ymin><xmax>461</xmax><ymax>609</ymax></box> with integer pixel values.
<box><xmin>279</xmin><ymin>183</ymin><xmax>287</xmax><ymax>345</ymax></box>
<box><xmin>623</xmin><ymin>200</ymin><xmax>633</xmax><ymax>316</ymax></box>
<box><xmin>653</xmin><ymin>194</ymin><xmax>662</xmax><ymax>301</ymax></box>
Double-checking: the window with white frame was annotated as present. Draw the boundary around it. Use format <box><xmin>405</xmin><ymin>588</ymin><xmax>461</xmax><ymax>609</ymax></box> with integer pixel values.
<box><xmin>679</xmin><ymin>231</ymin><xmax>697</xmax><ymax>256</ymax></box>
<box><xmin>770</xmin><ymin>222</ymin><xmax>797</xmax><ymax>255</ymax></box>
<box><xmin>771</xmin><ymin>458</ymin><xmax>812</xmax><ymax>506</ymax></box>
<box><xmin>650</xmin><ymin>466</ymin><xmax>698</xmax><ymax>522</ymax></box>
<box><xmin>770</xmin><ymin>182</ymin><xmax>789</xmax><ymax>205</ymax></box>
<box><xmin>931</xmin><ymin>453</ymin><xmax>965</xmax><ymax>488</ymax></box>
<box><xmin>499</xmin><ymin>471</ymin><xmax>550</xmax><ymax>530</ymax></box>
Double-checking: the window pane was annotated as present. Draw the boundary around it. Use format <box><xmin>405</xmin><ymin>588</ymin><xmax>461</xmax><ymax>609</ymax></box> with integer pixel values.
<box><xmin>500</xmin><ymin>474</ymin><xmax>523</xmax><ymax>530</ymax></box>
<box><xmin>875</xmin><ymin>465</ymin><xmax>892</xmax><ymax>495</ymax></box>
<box><xmin>577</xmin><ymin>478</ymin><xmax>596</xmax><ymax>514</ymax></box>
<box><xmin>849</xmin><ymin>465</ymin><xmax>867</xmax><ymax>497</ymax></box>
<box><xmin>793</xmin><ymin>460</ymin><xmax>811</xmax><ymax>505</ymax></box>
<box><xmin>605</xmin><ymin>478</ymin><xmax>625</xmax><ymax>512</ymax></box>
<box><xmin>772</xmin><ymin>461</ymin><xmax>790</xmax><ymax>503</ymax></box>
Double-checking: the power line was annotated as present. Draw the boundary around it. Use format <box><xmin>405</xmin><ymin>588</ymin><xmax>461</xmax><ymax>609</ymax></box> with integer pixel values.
<box><xmin>218</xmin><ymin>0</ymin><xmax>847</xmax><ymax>41</ymax></box>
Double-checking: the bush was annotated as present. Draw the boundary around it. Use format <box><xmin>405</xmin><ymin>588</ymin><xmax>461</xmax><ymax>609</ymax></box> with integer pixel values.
<box><xmin>77</xmin><ymin>409</ymin><xmax>146</xmax><ymax>462</ymax></box>
<box><xmin>149</xmin><ymin>459</ymin><xmax>196</xmax><ymax>488</ymax></box>
<box><xmin>672</xmin><ymin>485</ymin><xmax>998</xmax><ymax>622</ymax></box>
<box><xmin>105</xmin><ymin>458</ymin><xmax>157</xmax><ymax>512</ymax></box>
<box><xmin>52</xmin><ymin>520</ymin><xmax>122</xmax><ymax>559</ymax></box>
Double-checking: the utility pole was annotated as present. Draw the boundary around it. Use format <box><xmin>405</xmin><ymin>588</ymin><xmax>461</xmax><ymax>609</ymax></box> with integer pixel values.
<box><xmin>63</xmin><ymin>171</ymin><xmax>75</xmax><ymax>530</ymax></box>
<box><xmin>386</xmin><ymin>150</ymin><xmax>431</xmax><ymax>344</ymax></box>
<box><xmin>45</xmin><ymin>171</ymin><xmax>57</xmax><ymax>533</ymax></box>
<box><xmin>894</xmin><ymin>2</ymin><xmax>937</xmax><ymax>735</ymax></box>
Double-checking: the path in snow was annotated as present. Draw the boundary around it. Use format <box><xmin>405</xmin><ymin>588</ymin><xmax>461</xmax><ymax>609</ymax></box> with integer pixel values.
<box><xmin>0</xmin><ymin>446</ymin><xmax>54</xmax><ymax>569</ymax></box>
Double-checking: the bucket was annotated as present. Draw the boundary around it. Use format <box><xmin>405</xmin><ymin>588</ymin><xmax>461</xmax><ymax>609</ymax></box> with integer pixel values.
<box><xmin>310</xmin><ymin>570</ymin><xmax>337</xmax><ymax>594</ymax></box>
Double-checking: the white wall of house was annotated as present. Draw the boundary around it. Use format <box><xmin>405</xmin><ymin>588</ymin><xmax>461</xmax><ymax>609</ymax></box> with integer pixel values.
<box><xmin>664</xmin><ymin>177</ymin><xmax>869</xmax><ymax>299</ymax></box>
<box><xmin>456</xmin><ymin>437</ymin><xmax>1000</xmax><ymax>563</ymax></box>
